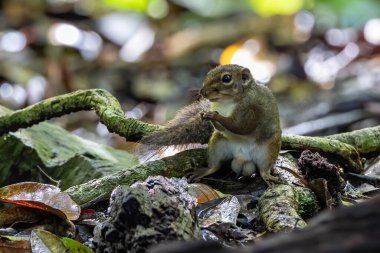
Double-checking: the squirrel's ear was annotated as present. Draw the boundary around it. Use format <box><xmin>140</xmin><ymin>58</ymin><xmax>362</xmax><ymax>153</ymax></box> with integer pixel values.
<box><xmin>241</xmin><ymin>68</ymin><xmax>252</xmax><ymax>86</ymax></box>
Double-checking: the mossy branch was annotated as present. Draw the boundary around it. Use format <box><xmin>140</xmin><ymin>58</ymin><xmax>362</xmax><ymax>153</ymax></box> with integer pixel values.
<box><xmin>327</xmin><ymin>126</ymin><xmax>380</xmax><ymax>155</ymax></box>
<box><xmin>281</xmin><ymin>134</ymin><xmax>363</xmax><ymax>173</ymax></box>
<box><xmin>281</xmin><ymin>127</ymin><xmax>380</xmax><ymax>173</ymax></box>
<box><xmin>1</xmin><ymin>89</ymin><xmax>380</xmax><ymax>174</ymax></box>
<box><xmin>0</xmin><ymin>89</ymin><xmax>160</xmax><ymax>141</ymax></box>
<box><xmin>258</xmin><ymin>184</ymin><xmax>318</xmax><ymax>232</ymax></box>
<box><xmin>64</xmin><ymin>148</ymin><xmax>207</xmax><ymax>205</ymax></box>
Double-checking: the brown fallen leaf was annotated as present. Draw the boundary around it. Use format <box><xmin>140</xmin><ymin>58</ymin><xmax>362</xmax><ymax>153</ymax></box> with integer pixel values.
<box><xmin>188</xmin><ymin>183</ymin><xmax>224</xmax><ymax>204</ymax></box>
<box><xmin>0</xmin><ymin>235</ymin><xmax>31</xmax><ymax>253</ymax></box>
<box><xmin>0</xmin><ymin>182</ymin><xmax>80</xmax><ymax>220</ymax></box>
<box><xmin>0</xmin><ymin>206</ymin><xmax>45</xmax><ymax>228</ymax></box>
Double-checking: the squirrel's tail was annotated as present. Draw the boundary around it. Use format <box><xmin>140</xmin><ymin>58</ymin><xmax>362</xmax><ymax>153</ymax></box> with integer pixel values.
<box><xmin>139</xmin><ymin>99</ymin><xmax>213</xmax><ymax>156</ymax></box>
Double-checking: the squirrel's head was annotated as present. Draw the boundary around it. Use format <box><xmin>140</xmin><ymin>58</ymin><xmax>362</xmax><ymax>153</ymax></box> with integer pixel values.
<box><xmin>200</xmin><ymin>64</ymin><xmax>253</xmax><ymax>102</ymax></box>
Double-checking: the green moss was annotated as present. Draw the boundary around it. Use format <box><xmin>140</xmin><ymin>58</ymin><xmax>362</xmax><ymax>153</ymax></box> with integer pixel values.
<box><xmin>259</xmin><ymin>184</ymin><xmax>318</xmax><ymax>233</ymax></box>
<box><xmin>294</xmin><ymin>187</ymin><xmax>319</xmax><ymax>219</ymax></box>
<box><xmin>0</xmin><ymin>106</ymin><xmax>139</xmax><ymax>190</ymax></box>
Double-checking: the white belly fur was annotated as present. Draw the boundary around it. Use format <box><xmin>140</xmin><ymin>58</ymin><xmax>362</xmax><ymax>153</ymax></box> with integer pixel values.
<box><xmin>209</xmin><ymin>137</ymin><xmax>270</xmax><ymax>177</ymax></box>
<box><xmin>232</xmin><ymin>140</ymin><xmax>268</xmax><ymax>176</ymax></box>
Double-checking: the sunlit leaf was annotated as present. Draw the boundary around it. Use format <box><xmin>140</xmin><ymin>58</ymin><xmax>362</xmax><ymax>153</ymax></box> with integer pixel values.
<box><xmin>0</xmin><ymin>235</ymin><xmax>29</xmax><ymax>241</ymax></box>
<box><xmin>0</xmin><ymin>182</ymin><xmax>80</xmax><ymax>220</ymax></box>
<box><xmin>62</xmin><ymin>238</ymin><xmax>94</xmax><ymax>253</ymax></box>
<box><xmin>249</xmin><ymin>0</ymin><xmax>304</xmax><ymax>16</ymax></box>
<box><xmin>103</xmin><ymin>0</ymin><xmax>149</xmax><ymax>11</ymax></box>
<box><xmin>30</xmin><ymin>229</ymin><xmax>67</xmax><ymax>253</ymax></box>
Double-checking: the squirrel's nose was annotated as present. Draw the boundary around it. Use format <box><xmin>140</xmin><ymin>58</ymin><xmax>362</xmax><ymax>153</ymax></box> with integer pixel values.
<box><xmin>234</xmin><ymin>83</ymin><xmax>243</xmax><ymax>93</ymax></box>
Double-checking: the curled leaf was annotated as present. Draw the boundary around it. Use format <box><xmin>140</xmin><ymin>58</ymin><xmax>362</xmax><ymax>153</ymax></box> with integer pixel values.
<box><xmin>30</xmin><ymin>229</ymin><xmax>67</xmax><ymax>253</ymax></box>
<box><xmin>0</xmin><ymin>182</ymin><xmax>80</xmax><ymax>220</ymax></box>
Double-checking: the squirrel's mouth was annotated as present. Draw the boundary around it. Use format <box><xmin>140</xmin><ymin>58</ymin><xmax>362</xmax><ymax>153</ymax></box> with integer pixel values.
<box><xmin>208</xmin><ymin>97</ymin><xmax>219</xmax><ymax>102</ymax></box>
<box><xmin>206</xmin><ymin>93</ymin><xmax>232</xmax><ymax>102</ymax></box>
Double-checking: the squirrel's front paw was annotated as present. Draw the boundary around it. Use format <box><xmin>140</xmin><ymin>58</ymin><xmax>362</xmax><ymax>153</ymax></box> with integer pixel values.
<box><xmin>200</xmin><ymin>111</ymin><xmax>218</xmax><ymax>120</ymax></box>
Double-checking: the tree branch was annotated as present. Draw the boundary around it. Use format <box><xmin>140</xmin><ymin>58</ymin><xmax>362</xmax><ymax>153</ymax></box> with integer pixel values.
<box><xmin>0</xmin><ymin>89</ymin><xmax>160</xmax><ymax>141</ymax></box>
<box><xmin>1</xmin><ymin>89</ymin><xmax>380</xmax><ymax>175</ymax></box>
<box><xmin>64</xmin><ymin>149</ymin><xmax>207</xmax><ymax>205</ymax></box>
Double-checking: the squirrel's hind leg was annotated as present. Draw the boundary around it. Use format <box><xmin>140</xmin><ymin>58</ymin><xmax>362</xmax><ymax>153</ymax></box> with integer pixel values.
<box><xmin>260</xmin><ymin>166</ymin><xmax>283</xmax><ymax>185</ymax></box>
<box><xmin>187</xmin><ymin>132</ymin><xmax>230</xmax><ymax>182</ymax></box>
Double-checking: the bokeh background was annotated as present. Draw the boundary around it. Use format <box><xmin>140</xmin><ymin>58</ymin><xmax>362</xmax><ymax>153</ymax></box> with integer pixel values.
<box><xmin>1</xmin><ymin>0</ymin><xmax>380</xmax><ymax>150</ymax></box>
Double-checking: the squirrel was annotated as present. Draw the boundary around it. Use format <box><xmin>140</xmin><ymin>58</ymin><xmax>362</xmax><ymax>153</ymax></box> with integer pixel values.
<box><xmin>140</xmin><ymin>64</ymin><xmax>281</xmax><ymax>184</ymax></box>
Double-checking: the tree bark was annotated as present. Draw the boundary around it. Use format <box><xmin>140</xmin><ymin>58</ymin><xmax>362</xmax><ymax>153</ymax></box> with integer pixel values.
<box><xmin>64</xmin><ymin>149</ymin><xmax>207</xmax><ymax>205</ymax></box>
<box><xmin>258</xmin><ymin>185</ymin><xmax>318</xmax><ymax>233</ymax></box>
<box><xmin>149</xmin><ymin>195</ymin><xmax>380</xmax><ymax>253</ymax></box>
<box><xmin>94</xmin><ymin>176</ymin><xmax>199</xmax><ymax>253</ymax></box>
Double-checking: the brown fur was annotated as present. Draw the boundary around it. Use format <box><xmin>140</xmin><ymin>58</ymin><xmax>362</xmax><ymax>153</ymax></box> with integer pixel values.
<box><xmin>191</xmin><ymin>64</ymin><xmax>282</xmax><ymax>183</ymax></box>
<box><xmin>140</xmin><ymin>64</ymin><xmax>281</xmax><ymax>184</ymax></box>
<box><xmin>139</xmin><ymin>99</ymin><xmax>213</xmax><ymax>148</ymax></box>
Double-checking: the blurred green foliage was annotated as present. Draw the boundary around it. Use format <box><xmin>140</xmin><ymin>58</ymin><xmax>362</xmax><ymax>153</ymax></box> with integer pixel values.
<box><xmin>0</xmin><ymin>0</ymin><xmax>380</xmax><ymax>141</ymax></box>
<box><xmin>249</xmin><ymin>0</ymin><xmax>304</xmax><ymax>16</ymax></box>
<box><xmin>316</xmin><ymin>0</ymin><xmax>380</xmax><ymax>27</ymax></box>
<box><xmin>104</xmin><ymin>0</ymin><xmax>150</xmax><ymax>11</ymax></box>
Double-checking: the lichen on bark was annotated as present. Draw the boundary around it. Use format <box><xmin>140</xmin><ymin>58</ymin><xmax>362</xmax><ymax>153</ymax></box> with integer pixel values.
<box><xmin>258</xmin><ymin>184</ymin><xmax>318</xmax><ymax>233</ymax></box>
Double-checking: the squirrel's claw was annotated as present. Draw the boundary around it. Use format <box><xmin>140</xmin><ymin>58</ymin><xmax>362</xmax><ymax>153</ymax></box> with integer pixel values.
<box><xmin>200</xmin><ymin>111</ymin><xmax>218</xmax><ymax>120</ymax></box>
<box><xmin>185</xmin><ymin>171</ymin><xmax>204</xmax><ymax>183</ymax></box>
<box><xmin>261</xmin><ymin>174</ymin><xmax>286</xmax><ymax>185</ymax></box>
<box><xmin>186</xmin><ymin>166</ymin><xmax>220</xmax><ymax>183</ymax></box>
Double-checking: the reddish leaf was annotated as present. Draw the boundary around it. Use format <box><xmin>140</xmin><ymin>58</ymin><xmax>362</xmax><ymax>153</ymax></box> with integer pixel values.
<box><xmin>80</xmin><ymin>209</ymin><xmax>95</xmax><ymax>214</ymax></box>
<box><xmin>188</xmin><ymin>183</ymin><xmax>224</xmax><ymax>204</ymax></box>
<box><xmin>0</xmin><ymin>182</ymin><xmax>80</xmax><ymax>220</ymax></box>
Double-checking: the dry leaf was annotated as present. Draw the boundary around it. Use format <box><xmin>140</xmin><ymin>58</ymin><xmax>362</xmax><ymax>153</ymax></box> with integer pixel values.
<box><xmin>188</xmin><ymin>183</ymin><xmax>224</xmax><ymax>204</ymax></box>
<box><xmin>0</xmin><ymin>182</ymin><xmax>80</xmax><ymax>220</ymax></box>
<box><xmin>0</xmin><ymin>237</ymin><xmax>31</xmax><ymax>253</ymax></box>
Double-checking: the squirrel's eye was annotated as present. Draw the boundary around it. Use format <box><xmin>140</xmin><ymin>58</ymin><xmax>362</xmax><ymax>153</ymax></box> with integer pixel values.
<box><xmin>222</xmin><ymin>74</ymin><xmax>232</xmax><ymax>83</ymax></box>
<box><xmin>242</xmin><ymin>73</ymin><xmax>249</xmax><ymax>81</ymax></box>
